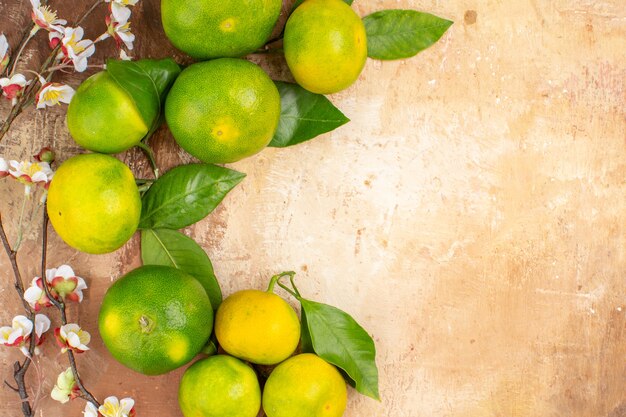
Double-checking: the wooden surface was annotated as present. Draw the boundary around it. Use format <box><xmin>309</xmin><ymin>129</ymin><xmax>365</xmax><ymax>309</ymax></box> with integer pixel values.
<box><xmin>1</xmin><ymin>0</ymin><xmax>625</xmax><ymax>416</ymax></box>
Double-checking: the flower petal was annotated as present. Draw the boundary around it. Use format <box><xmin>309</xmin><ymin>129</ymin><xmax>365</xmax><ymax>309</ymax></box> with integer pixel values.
<box><xmin>84</xmin><ymin>402</ymin><xmax>99</xmax><ymax>417</ymax></box>
<box><xmin>34</xmin><ymin>314</ymin><xmax>51</xmax><ymax>337</ymax></box>
<box><xmin>120</xmin><ymin>397</ymin><xmax>135</xmax><ymax>413</ymax></box>
<box><xmin>56</xmin><ymin>264</ymin><xmax>75</xmax><ymax>279</ymax></box>
<box><xmin>111</xmin><ymin>3</ymin><xmax>131</xmax><ymax>23</ymax></box>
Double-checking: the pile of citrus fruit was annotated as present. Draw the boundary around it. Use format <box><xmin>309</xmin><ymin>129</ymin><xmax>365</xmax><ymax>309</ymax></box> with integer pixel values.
<box><xmin>43</xmin><ymin>0</ymin><xmax>453</xmax><ymax>414</ymax></box>
<box><xmin>98</xmin><ymin>267</ymin><xmax>350</xmax><ymax>417</ymax></box>
<box><xmin>49</xmin><ymin>0</ymin><xmax>371</xmax><ymax>256</ymax></box>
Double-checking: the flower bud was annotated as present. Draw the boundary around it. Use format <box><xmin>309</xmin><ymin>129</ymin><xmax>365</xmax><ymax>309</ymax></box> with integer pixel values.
<box><xmin>34</xmin><ymin>147</ymin><xmax>55</xmax><ymax>163</ymax></box>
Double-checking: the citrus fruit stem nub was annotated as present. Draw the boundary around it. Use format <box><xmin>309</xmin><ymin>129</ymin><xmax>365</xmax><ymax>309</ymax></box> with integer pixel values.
<box><xmin>139</xmin><ymin>315</ymin><xmax>155</xmax><ymax>334</ymax></box>
<box><xmin>267</xmin><ymin>271</ymin><xmax>300</xmax><ymax>298</ymax></box>
<box><xmin>136</xmin><ymin>141</ymin><xmax>160</xmax><ymax>179</ymax></box>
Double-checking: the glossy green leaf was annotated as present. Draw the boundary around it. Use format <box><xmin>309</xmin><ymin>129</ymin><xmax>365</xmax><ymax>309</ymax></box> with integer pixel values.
<box><xmin>134</xmin><ymin>58</ymin><xmax>181</xmax><ymax>99</ymax></box>
<box><xmin>139</xmin><ymin>164</ymin><xmax>245</xmax><ymax>230</ymax></box>
<box><xmin>363</xmin><ymin>10</ymin><xmax>453</xmax><ymax>60</ymax></box>
<box><xmin>300</xmin><ymin>298</ymin><xmax>379</xmax><ymax>400</ymax></box>
<box><xmin>269</xmin><ymin>82</ymin><xmax>349</xmax><ymax>148</ymax></box>
<box><xmin>300</xmin><ymin>307</ymin><xmax>314</xmax><ymax>353</ymax></box>
<box><xmin>106</xmin><ymin>58</ymin><xmax>181</xmax><ymax>130</ymax></box>
<box><xmin>292</xmin><ymin>0</ymin><xmax>353</xmax><ymax>12</ymax></box>
<box><xmin>141</xmin><ymin>228</ymin><xmax>222</xmax><ymax>308</ymax></box>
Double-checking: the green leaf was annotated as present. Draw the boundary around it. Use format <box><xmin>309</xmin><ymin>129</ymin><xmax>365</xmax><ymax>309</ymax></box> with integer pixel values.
<box><xmin>106</xmin><ymin>58</ymin><xmax>181</xmax><ymax>130</ymax></box>
<box><xmin>292</xmin><ymin>0</ymin><xmax>352</xmax><ymax>12</ymax></box>
<box><xmin>300</xmin><ymin>307</ymin><xmax>314</xmax><ymax>353</ymax></box>
<box><xmin>134</xmin><ymin>58</ymin><xmax>181</xmax><ymax>99</ymax></box>
<box><xmin>300</xmin><ymin>298</ymin><xmax>379</xmax><ymax>400</ymax></box>
<box><xmin>139</xmin><ymin>164</ymin><xmax>245</xmax><ymax>230</ymax></box>
<box><xmin>363</xmin><ymin>10</ymin><xmax>453</xmax><ymax>60</ymax></box>
<box><xmin>269</xmin><ymin>82</ymin><xmax>350</xmax><ymax>148</ymax></box>
<box><xmin>141</xmin><ymin>228</ymin><xmax>222</xmax><ymax>308</ymax></box>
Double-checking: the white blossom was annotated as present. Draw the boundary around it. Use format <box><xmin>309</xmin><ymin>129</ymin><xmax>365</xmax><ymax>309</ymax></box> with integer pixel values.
<box><xmin>0</xmin><ymin>73</ymin><xmax>30</xmax><ymax>105</ymax></box>
<box><xmin>29</xmin><ymin>0</ymin><xmax>67</xmax><ymax>33</ymax></box>
<box><xmin>36</xmin><ymin>81</ymin><xmax>75</xmax><ymax>109</ymax></box>
<box><xmin>56</xmin><ymin>323</ymin><xmax>91</xmax><ymax>353</ymax></box>
<box><xmin>61</xmin><ymin>27</ymin><xmax>95</xmax><ymax>72</ymax></box>
<box><xmin>99</xmin><ymin>396</ymin><xmax>136</xmax><ymax>417</ymax></box>
<box><xmin>7</xmin><ymin>159</ymin><xmax>54</xmax><ymax>195</ymax></box>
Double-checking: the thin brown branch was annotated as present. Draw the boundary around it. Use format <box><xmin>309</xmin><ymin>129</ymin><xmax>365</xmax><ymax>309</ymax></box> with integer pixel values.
<box><xmin>67</xmin><ymin>350</ymin><xmax>99</xmax><ymax>406</ymax></box>
<box><xmin>4</xmin><ymin>380</ymin><xmax>19</xmax><ymax>392</ymax></box>
<box><xmin>77</xmin><ymin>0</ymin><xmax>105</xmax><ymax>26</ymax></box>
<box><xmin>12</xmin><ymin>361</ymin><xmax>33</xmax><ymax>417</ymax></box>
<box><xmin>39</xmin><ymin>211</ymin><xmax>100</xmax><ymax>408</ymax></box>
<box><xmin>1</xmin><ymin>212</ymin><xmax>35</xmax><ymax>417</ymax></box>
<box><xmin>0</xmin><ymin>213</ymin><xmax>32</xmax><ymax>312</ymax></box>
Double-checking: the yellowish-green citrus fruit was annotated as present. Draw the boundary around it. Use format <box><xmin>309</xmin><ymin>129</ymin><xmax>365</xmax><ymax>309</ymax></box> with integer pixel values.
<box><xmin>215</xmin><ymin>288</ymin><xmax>300</xmax><ymax>365</ymax></box>
<box><xmin>263</xmin><ymin>353</ymin><xmax>348</xmax><ymax>417</ymax></box>
<box><xmin>165</xmin><ymin>58</ymin><xmax>281</xmax><ymax>164</ymax></box>
<box><xmin>161</xmin><ymin>0</ymin><xmax>282</xmax><ymax>59</ymax></box>
<box><xmin>66</xmin><ymin>72</ymin><xmax>149</xmax><ymax>154</ymax></box>
<box><xmin>178</xmin><ymin>355</ymin><xmax>261</xmax><ymax>417</ymax></box>
<box><xmin>284</xmin><ymin>0</ymin><xmax>367</xmax><ymax>94</ymax></box>
<box><xmin>99</xmin><ymin>265</ymin><xmax>214</xmax><ymax>375</ymax></box>
<box><xmin>47</xmin><ymin>154</ymin><xmax>140</xmax><ymax>255</ymax></box>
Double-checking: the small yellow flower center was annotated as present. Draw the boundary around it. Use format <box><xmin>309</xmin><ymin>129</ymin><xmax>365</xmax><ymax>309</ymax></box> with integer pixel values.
<box><xmin>100</xmin><ymin>402</ymin><xmax>119</xmax><ymax>417</ymax></box>
<box><xmin>43</xmin><ymin>88</ymin><xmax>62</xmax><ymax>104</ymax></box>
<box><xmin>24</xmin><ymin>162</ymin><xmax>43</xmax><ymax>177</ymax></box>
<box><xmin>40</xmin><ymin>6</ymin><xmax>58</xmax><ymax>24</ymax></box>
<box><xmin>65</xmin><ymin>32</ymin><xmax>87</xmax><ymax>54</ymax></box>
<box><xmin>119</xmin><ymin>22</ymin><xmax>131</xmax><ymax>33</ymax></box>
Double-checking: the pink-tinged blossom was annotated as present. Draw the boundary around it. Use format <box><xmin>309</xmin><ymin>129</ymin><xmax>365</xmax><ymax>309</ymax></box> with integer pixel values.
<box><xmin>24</xmin><ymin>277</ymin><xmax>54</xmax><ymax>311</ymax></box>
<box><xmin>0</xmin><ymin>73</ymin><xmax>29</xmax><ymax>105</ymax></box>
<box><xmin>47</xmin><ymin>265</ymin><xmax>88</xmax><ymax>302</ymax></box>
<box><xmin>0</xmin><ymin>34</ymin><xmax>9</xmax><ymax>73</ymax></box>
<box><xmin>99</xmin><ymin>396</ymin><xmax>136</xmax><ymax>417</ymax></box>
<box><xmin>0</xmin><ymin>314</ymin><xmax>50</xmax><ymax>356</ymax></box>
<box><xmin>0</xmin><ymin>315</ymin><xmax>32</xmax><ymax>347</ymax></box>
<box><xmin>61</xmin><ymin>27</ymin><xmax>95</xmax><ymax>72</ymax></box>
<box><xmin>25</xmin><ymin>265</ymin><xmax>88</xmax><ymax>309</ymax></box>
<box><xmin>36</xmin><ymin>81</ymin><xmax>74</xmax><ymax>109</ymax></box>
<box><xmin>29</xmin><ymin>0</ymin><xmax>67</xmax><ymax>33</ymax></box>
<box><xmin>7</xmin><ymin>159</ymin><xmax>54</xmax><ymax>195</ymax></box>
<box><xmin>97</xmin><ymin>15</ymin><xmax>135</xmax><ymax>50</ymax></box>
<box><xmin>55</xmin><ymin>323</ymin><xmax>91</xmax><ymax>353</ymax></box>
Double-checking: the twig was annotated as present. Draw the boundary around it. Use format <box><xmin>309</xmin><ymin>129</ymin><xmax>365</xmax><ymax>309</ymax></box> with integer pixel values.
<box><xmin>0</xmin><ymin>213</ymin><xmax>35</xmax><ymax>417</ymax></box>
<box><xmin>9</xmin><ymin>28</ymin><xmax>37</xmax><ymax>77</ymax></box>
<box><xmin>0</xmin><ymin>213</ymin><xmax>32</xmax><ymax>313</ymax></box>
<box><xmin>77</xmin><ymin>0</ymin><xmax>104</xmax><ymax>26</ymax></box>
<box><xmin>4</xmin><ymin>380</ymin><xmax>19</xmax><ymax>392</ymax></box>
<box><xmin>39</xmin><ymin>211</ymin><xmax>100</xmax><ymax>408</ymax></box>
<box><xmin>1</xmin><ymin>23</ymin><xmax>36</xmax><ymax>78</ymax></box>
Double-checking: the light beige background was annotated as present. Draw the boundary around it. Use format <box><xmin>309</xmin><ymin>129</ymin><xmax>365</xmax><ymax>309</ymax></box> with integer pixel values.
<box><xmin>1</xmin><ymin>0</ymin><xmax>625</xmax><ymax>416</ymax></box>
